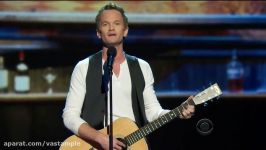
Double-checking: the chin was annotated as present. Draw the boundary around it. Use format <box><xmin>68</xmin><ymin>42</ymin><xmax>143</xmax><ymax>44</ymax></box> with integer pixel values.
<box><xmin>105</xmin><ymin>42</ymin><xmax>120</xmax><ymax>47</ymax></box>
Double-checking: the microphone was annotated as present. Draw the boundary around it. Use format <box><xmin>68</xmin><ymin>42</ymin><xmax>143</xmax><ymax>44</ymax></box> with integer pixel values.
<box><xmin>106</xmin><ymin>46</ymin><xmax>117</xmax><ymax>71</ymax></box>
<box><xmin>102</xmin><ymin>46</ymin><xmax>116</xmax><ymax>93</ymax></box>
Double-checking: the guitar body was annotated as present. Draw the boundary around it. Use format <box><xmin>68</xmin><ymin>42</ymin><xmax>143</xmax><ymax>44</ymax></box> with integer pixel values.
<box><xmin>60</xmin><ymin>117</ymin><xmax>148</xmax><ymax>150</ymax></box>
<box><xmin>61</xmin><ymin>83</ymin><xmax>222</xmax><ymax>150</ymax></box>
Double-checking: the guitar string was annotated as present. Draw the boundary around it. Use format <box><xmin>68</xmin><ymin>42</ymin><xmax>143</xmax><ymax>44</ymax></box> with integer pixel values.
<box><xmin>125</xmin><ymin>105</ymin><xmax>182</xmax><ymax>146</ymax></box>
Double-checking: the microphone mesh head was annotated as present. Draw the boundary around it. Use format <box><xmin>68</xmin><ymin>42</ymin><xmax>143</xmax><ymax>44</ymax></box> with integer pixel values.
<box><xmin>107</xmin><ymin>46</ymin><xmax>117</xmax><ymax>57</ymax></box>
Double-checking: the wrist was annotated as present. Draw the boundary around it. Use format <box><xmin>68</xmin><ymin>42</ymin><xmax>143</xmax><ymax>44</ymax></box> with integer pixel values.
<box><xmin>94</xmin><ymin>131</ymin><xmax>105</xmax><ymax>144</ymax></box>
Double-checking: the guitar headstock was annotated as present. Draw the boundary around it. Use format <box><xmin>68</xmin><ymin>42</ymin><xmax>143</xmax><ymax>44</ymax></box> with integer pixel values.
<box><xmin>193</xmin><ymin>83</ymin><xmax>222</xmax><ymax>105</ymax></box>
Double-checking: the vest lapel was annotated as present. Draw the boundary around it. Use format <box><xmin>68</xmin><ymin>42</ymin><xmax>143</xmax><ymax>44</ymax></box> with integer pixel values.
<box><xmin>81</xmin><ymin>51</ymin><xmax>105</xmax><ymax>129</ymax></box>
<box><xmin>126</xmin><ymin>54</ymin><xmax>148</xmax><ymax>126</ymax></box>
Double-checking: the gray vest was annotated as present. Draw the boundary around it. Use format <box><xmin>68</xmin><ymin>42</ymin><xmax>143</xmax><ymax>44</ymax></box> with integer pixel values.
<box><xmin>81</xmin><ymin>51</ymin><xmax>148</xmax><ymax>129</ymax></box>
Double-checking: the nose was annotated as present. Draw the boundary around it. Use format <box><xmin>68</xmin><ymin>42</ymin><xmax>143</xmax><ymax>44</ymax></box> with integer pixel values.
<box><xmin>109</xmin><ymin>24</ymin><xmax>114</xmax><ymax>31</ymax></box>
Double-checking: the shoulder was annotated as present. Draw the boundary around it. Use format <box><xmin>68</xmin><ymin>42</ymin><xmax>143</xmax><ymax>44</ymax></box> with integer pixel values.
<box><xmin>136</xmin><ymin>57</ymin><xmax>151</xmax><ymax>69</ymax></box>
<box><xmin>126</xmin><ymin>54</ymin><xmax>150</xmax><ymax>69</ymax></box>
<box><xmin>134</xmin><ymin>57</ymin><xmax>153</xmax><ymax>78</ymax></box>
<box><xmin>71</xmin><ymin>57</ymin><xmax>90</xmax><ymax>78</ymax></box>
<box><xmin>76</xmin><ymin>51</ymin><xmax>101</xmax><ymax>68</ymax></box>
<box><xmin>135</xmin><ymin>57</ymin><xmax>154</xmax><ymax>83</ymax></box>
<box><xmin>76</xmin><ymin>57</ymin><xmax>90</xmax><ymax>69</ymax></box>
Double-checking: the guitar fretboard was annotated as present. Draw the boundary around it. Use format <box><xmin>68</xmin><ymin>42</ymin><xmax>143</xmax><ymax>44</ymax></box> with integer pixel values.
<box><xmin>125</xmin><ymin>100</ymin><xmax>194</xmax><ymax>146</ymax></box>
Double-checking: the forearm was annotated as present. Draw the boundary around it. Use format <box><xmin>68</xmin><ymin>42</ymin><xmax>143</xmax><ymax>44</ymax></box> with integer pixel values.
<box><xmin>78</xmin><ymin>123</ymin><xmax>107</xmax><ymax>149</ymax></box>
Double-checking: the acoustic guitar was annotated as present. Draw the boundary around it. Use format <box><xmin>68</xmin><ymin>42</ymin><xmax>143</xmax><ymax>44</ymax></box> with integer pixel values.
<box><xmin>60</xmin><ymin>83</ymin><xmax>222</xmax><ymax>150</ymax></box>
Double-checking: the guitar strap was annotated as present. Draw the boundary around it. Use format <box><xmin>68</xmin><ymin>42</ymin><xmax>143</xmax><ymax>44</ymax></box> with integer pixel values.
<box><xmin>81</xmin><ymin>51</ymin><xmax>148</xmax><ymax>129</ymax></box>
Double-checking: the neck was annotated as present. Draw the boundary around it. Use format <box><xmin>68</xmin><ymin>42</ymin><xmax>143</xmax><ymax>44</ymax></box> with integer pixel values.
<box><xmin>102</xmin><ymin>45</ymin><xmax>125</xmax><ymax>64</ymax></box>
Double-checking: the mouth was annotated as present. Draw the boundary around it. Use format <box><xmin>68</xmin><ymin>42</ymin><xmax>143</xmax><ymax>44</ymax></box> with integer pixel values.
<box><xmin>108</xmin><ymin>33</ymin><xmax>117</xmax><ymax>37</ymax></box>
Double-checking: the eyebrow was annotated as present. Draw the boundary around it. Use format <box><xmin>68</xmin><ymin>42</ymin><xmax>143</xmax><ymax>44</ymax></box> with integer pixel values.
<box><xmin>101</xmin><ymin>20</ymin><xmax>121</xmax><ymax>24</ymax></box>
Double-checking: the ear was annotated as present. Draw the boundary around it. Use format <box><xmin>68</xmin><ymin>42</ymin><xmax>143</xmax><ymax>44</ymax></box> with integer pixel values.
<box><xmin>123</xmin><ymin>27</ymin><xmax>129</xmax><ymax>38</ymax></box>
<box><xmin>96</xmin><ymin>29</ymin><xmax>101</xmax><ymax>39</ymax></box>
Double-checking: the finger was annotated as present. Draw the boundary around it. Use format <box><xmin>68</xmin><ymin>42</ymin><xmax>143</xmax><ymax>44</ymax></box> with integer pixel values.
<box><xmin>184</xmin><ymin>108</ymin><xmax>191</xmax><ymax>115</ymax></box>
<box><xmin>186</xmin><ymin>109</ymin><xmax>194</xmax><ymax>116</ymax></box>
<box><xmin>183</xmin><ymin>110</ymin><xmax>193</xmax><ymax>119</ymax></box>
<box><xmin>182</xmin><ymin>111</ymin><xmax>189</xmax><ymax>118</ymax></box>
<box><xmin>187</xmin><ymin>108</ymin><xmax>194</xmax><ymax>114</ymax></box>
<box><xmin>186</xmin><ymin>105</ymin><xmax>195</xmax><ymax>113</ymax></box>
<box><xmin>113</xmin><ymin>139</ymin><xmax>126</xmax><ymax>149</ymax></box>
<box><xmin>116</xmin><ymin>140</ymin><xmax>126</xmax><ymax>147</ymax></box>
<box><xmin>180</xmin><ymin>108</ymin><xmax>188</xmax><ymax>117</ymax></box>
<box><xmin>113</xmin><ymin>144</ymin><xmax>122</xmax><ymax>150</ymax></box>
<box><xmin>182</xmin><ymin>111</ymin><xmax>187</xmax><ymax>117</ymax></box>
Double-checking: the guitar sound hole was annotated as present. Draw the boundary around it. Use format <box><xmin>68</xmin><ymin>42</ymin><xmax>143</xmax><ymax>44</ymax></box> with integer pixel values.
<box><xmin>117</xmin><ymin>138</ymin><xmax>128</xmax><ymax>150</ymax></box>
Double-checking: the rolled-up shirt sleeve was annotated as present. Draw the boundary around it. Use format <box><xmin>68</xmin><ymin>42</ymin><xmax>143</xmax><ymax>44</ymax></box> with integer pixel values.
<box><xmin>138</xmin><ymin>59</ymin><xmax>170</xmax><ymax>122</ymax></box>
<box><xmin>62</xmin><ymin>58</ymin><xmax>89</xmax><ymax>135</ymax></box>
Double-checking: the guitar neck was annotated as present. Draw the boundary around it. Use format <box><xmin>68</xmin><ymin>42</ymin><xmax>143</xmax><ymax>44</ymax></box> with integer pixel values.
<box><xmin>125</xmin><ymin>100</ymin><xmax>194</xmax><ymax>146</ymax></box>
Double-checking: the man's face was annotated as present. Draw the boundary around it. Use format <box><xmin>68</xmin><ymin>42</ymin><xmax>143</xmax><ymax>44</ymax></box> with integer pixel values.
<box><xmin>97</xmin><ymin>9</ymin><xmax>128</xmax><ymax>47</ymax></box>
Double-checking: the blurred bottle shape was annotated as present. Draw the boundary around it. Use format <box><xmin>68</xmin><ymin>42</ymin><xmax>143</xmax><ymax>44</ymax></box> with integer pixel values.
<box><xmin>14</xmin><ymin>51</ymin><xmax>30</xmax><ymax>93</ymax></box>
<box><xmin>226</xmin><ymin>49</ymin><xmax>244</xmax><ymax>92</ymax></box>
<box><xmin>0</xmin><ymin>56</ymin><xmax>9</xmax><ymax>93</ymax></box>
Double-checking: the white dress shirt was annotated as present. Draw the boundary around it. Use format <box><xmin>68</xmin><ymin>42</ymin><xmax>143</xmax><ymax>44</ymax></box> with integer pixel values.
<box><xmin>63</xmin><ymin>55</ymin><xmax>169</xmax><ymax>135</ymax></box>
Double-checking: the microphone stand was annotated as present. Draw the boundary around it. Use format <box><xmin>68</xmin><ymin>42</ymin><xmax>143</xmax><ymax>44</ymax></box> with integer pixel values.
<box><xmin>108</xmin><ymin>67</ymin><xmax>113</xmax><ymax>150</ymax></box>
<box><xmin>105</xmin><ymin>46</ymin><xmax>116</xmax><ymax>150</ymax></box>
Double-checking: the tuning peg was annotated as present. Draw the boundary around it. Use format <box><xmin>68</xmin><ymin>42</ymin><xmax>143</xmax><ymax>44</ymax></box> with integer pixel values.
<box><xmin>203</xmin><ymin>102</ymin><xmax>208</xmax><ymax>107</ymax></box>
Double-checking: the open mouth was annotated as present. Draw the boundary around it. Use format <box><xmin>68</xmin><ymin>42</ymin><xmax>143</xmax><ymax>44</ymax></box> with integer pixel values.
<box><xmin>108</xmin><ymin>33</ymin><xmax>116</xmax><ymax>37</ymax></box>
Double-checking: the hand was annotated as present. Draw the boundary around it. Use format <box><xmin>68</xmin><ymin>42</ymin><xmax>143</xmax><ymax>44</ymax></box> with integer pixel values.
<box><xmin>95</xmin><ymin>133</ymin><xmax>126</xmax><ymax>150</ymax></box>
<box><xmin>180</xmin><ymin>96</ymin><xmax>195</xmax><ymax>119</ymax></box>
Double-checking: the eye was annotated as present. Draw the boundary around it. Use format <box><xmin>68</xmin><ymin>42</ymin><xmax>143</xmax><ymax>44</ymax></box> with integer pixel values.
<box><xmin>115</xmin><ymin>22</ymin><xmax>121</xmax><ymax>25</ymax></box>
<box><xmin>102</xmin><ymin>23</ymin><xmax>107</xmax><ymax>27</ymax></box>
<box><xmin>101</xmin><ymin>22</ymin><xmax>109</xmax><ymax>27</ymax></box>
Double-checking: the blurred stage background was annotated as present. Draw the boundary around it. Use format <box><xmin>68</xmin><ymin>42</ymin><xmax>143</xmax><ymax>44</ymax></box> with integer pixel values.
<box><xmin>0</xmin><ymin>1</ymin><xmax>266</xmax><ymax>150</ymax></box>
